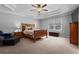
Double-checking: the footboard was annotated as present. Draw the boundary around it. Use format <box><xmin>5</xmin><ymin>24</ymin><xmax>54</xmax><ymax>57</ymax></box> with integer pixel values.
<box><xmin>33</xmin><ymin>30</ymin><xmax>47</xmax><ymax>40</ymax></box>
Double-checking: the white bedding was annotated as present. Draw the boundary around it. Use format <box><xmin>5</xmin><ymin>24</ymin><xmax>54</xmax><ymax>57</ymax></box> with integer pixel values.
<box><xmin>23</xmin><ymin>30</ymin><xmax>34</xmax><ymax>35</ymax></box>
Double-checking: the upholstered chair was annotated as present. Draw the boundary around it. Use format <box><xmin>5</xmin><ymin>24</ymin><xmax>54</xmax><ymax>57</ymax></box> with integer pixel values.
<box><xmin>0</xmin><ymin>30</ymin><xmax>20</xmax><ymax>46</ymax></box>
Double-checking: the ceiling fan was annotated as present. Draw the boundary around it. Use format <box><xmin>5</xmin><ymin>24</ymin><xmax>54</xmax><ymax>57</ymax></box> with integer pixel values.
<box><xmin>31</xmin><ymin>4</ymin><xmax>48</xmax><ymax>13</ymax></box>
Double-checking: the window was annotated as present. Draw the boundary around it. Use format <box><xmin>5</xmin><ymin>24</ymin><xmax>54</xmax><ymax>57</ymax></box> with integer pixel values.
<box><xmin>48</xmin><ymin>24</ymin><xmax>62</xmax><ymax>32</ymax></box>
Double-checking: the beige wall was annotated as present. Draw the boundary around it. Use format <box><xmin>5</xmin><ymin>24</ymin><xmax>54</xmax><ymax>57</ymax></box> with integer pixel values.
<box><xmin>0</xmin><ymin>12</ymin><xmax>40</xmax><ymax>33</ymax></box>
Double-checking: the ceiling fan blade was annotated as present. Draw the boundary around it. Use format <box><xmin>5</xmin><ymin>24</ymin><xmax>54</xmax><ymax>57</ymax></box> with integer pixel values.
<box><xmin>36</xmin><ymin>4</ymin><xmax>41</xmax><ymax>8</ymax></box>
<box><xmin>38</xmin><ymin>4</ymin><xmax>40</xmax><ymax>7</ymax></box>
<box><xmin>43</xmin><ymin>9</ymin><xmax>48</xmax><ymax>11</ymax></box>
<box><xmin>32</xmin><ymin>5</ymin><xmax>36</xmax><ymax>8</ymax></box>
<box><xmin>42</xmin><ymin>4</ymin><xmax>47</xmax><ymax>8</ymax></box>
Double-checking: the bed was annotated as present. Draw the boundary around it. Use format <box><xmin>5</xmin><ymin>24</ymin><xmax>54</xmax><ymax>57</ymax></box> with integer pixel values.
<box><xmin>21</xmin><ymin>23</ymin><xmax>48</xmax><ymax>41</ymax></box>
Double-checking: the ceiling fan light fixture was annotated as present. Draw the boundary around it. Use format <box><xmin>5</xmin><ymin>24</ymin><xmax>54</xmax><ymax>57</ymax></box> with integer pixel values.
<box><xmin>31</xmin><ymin>4</ymin><xmax>48</xmax><ymax>14</ymax></box>
<box><xmin>36</xmin><ymin>7</ymin><xmax>43</xmax><ymax>12</ymax></box>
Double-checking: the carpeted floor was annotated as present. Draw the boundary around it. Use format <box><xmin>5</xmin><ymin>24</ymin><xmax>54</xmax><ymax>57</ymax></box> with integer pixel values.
<box><xmin>0</xmin><ymin>36</ymin><xmax>79</xmax><ymax>54</ymax></box>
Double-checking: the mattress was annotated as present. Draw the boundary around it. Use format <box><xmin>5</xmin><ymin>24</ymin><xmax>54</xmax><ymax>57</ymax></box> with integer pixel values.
<box><xmin>23</xmin><ymin>30</ymin><xmax>34</xmax><ymax>35</ymax></box>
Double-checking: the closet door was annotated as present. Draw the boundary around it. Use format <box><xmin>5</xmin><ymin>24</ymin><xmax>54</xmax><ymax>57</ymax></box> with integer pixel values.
<box><xmin>70</xmin><ymin>22</ymin><xmax>78</xmax><ymax>45</ymax></box>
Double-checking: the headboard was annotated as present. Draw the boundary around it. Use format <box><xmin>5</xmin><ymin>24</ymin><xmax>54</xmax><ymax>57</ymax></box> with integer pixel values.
<box><xmin>21</xmin><ymin>23</ymin><xmax>35</xmax><ymax>31</ymax></box>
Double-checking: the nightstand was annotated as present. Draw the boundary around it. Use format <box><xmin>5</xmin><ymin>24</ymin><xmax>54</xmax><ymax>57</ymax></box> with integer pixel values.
<box><xmin>14</xmin><ymin>32</ymin><xmax>23</xmax><ymax>38</ymax></box>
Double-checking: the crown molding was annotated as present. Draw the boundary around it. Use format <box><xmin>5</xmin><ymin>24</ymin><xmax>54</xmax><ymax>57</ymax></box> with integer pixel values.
<box><xmin>3</xmin><ymin>4</ymin><xmax>15</xmax><ymax>11</ymax></box>
<box><xmin>10</xmin><ymin>4</ymin><xmax>16</xmax><ymax>9</ymax></box>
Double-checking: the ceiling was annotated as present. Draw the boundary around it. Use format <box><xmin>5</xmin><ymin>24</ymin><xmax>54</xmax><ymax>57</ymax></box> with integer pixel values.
<box><xmin>0</xmin><ymin>4</ymin><xmax>79</xmax><ymax>19</ymax></box>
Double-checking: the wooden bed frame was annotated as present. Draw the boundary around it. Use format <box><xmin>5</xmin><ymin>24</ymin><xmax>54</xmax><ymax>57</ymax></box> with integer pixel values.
<box><xmin>21</xmin><ymin>23</ymin><xmax>48</xmax><ymax>41</ymax></box>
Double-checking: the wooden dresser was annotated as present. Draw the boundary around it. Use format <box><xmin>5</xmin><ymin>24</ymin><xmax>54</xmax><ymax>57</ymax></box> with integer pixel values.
<box><xmin>70</xmin><ymin>22</ymin><xmax>78</xmax><ymax>45</ymax></box>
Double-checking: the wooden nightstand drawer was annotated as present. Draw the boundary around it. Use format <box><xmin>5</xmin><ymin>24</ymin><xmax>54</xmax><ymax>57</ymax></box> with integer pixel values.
<box><xmin>14</xmin><ymin>32</ymin><xmax>23</xmax><ymax>38</ymax></box>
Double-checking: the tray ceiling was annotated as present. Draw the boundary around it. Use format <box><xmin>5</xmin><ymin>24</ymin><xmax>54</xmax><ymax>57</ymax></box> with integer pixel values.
<box><xmin>0</xmin><ymin>4</ymin><xmax>79</xmax><ymax>19</ymax></box>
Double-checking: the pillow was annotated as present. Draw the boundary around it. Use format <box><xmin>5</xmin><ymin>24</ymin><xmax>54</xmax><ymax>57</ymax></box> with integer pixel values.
<box><xmin>25</xmin><ymin>27</ymin><xmax>32</xmax><ymax>30</ymax></box>
<box><xmin>0</xmin><ymin>30</ymin><xmax>3</xmax><ymax>36</ymax></box>
<box><xmin>28</xmin><ymin>28</ymin><xmax>32</xmax><ymax>30</ymax></box>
